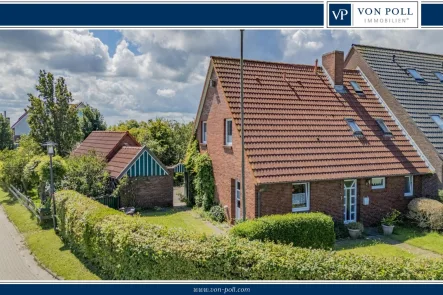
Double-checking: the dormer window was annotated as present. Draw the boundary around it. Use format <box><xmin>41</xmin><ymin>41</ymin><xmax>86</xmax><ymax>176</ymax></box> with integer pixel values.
<box><xmin>435</xmin><ymin>72</ymin><xmax>443</xmax><ymax>82</ymax></box>
<box><xmin>407</xmin><ymin>69</ymin><xmax>424</xmax><ymax>82</ymax></box>
<box><xmin>345</xmin><ymin>118</ymin><xmax>363</xmax><ymax>136</ymax></box>
<box><xmin>430</xmin><ymin>114</ymin><xmax>443</xmax><ymax>130</ymax></box>
<box><xmin>375</xmin><ymin>118</ymin><xmax>393</xmax><ymax>137</ymax></box>
<box><xmin>350</xmin><ymin>81</ymin><xmax>363</xmax><ymax>94</ymax></box>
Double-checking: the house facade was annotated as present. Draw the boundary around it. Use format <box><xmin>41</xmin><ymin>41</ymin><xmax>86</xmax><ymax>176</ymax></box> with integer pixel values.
<box><xmin>194</xmin><ymin>52</ymin><xmax>433</xmax><ymax>225</ymax></box>
<box><xmin>11</xmin><ymin>102</ymin><xmax>85</xmax><ymax>141</ymax></box>
<box><xmin>345</xmin><ymin>45</ymin><xmax>443</xmax><ymax>194</ymax></box>
<box><xmin>72</xmin><ymin>131</ymin><xmax>173</xmax><ymax>208</ymax></box>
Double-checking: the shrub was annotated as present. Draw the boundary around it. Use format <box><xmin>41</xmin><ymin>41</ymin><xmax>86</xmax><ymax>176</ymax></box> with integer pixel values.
<box><xmin>347</xmin><ymin>222</ymin><xmax>364</xmax><ymax>231</ymax></box>
<box><xmin>438</xmin><ymin>190</ymin><xmax>443</xmax><ymax>203</ymax></box>
<box><xmin>230</xmin><ymin>212</ymin><xmax>335</xmax><ymax>250</ymax></box>
<box><xmin>407</xmin><ymin>198</ymin><xmax>443</xmax><ymax>230</ymax></box>
<box><xmin>334</xmin><ymin>220</ymin><xmax>348</xmax><ymax>239</ymax></box>
<box><xmin>55</xmin><ymin>191</ymin><xmax>443</xmax><ymax>280</ymax></box>
<box><xmin>193</xmin><ymin>152</ymin><xmax>215</xmax><ymax>211</ymax></box>
<box><xmin>209</xmin><ymin>205</ymin><xmax>225</xmax><ymax>223</ymax></box>
<box><xmin>381</xmin><ymin>209</ymin><xmax>401</xmax><ymax>226</ymax></box>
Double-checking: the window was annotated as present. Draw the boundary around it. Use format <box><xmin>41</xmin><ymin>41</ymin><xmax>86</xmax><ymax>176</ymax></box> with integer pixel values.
<box><xmin>201</xmin><ymin>121</ymin><xmax>207</xmax><ymax>144</ymax></box>
<box><xmin>345</xmin><ymin>118</ymin><xmax>363</xmax><ymax>136</ymax></box>
<box><xmin>225</xmin><ymin>119</ymin><xmax>233</xmax><ymax>146</ymax></box>
<box><xmin>350</xmin><ymin>81</ymin><xmax>363</xmax><ymax>93</ymax></box>
<box><xmin>407</xmin><ymin>69</ymin><xmax>424</xmax><ymax>82</ymax></box>
<box><xmin>292</xmin><ymin>183</ymin><xmax>310</xmax><ymax>212</ymax></box>
<box><xmin>371</xmin><ymin>177</ymin><xmax>385</xmax><ymax>189</ymax></box>
<box><xmin>405</xmin><ymin>175</ymin><xmax>413</xmax><ymax>197</ymax></box>
<box><xmin>435</xmin><ymin>72</ymin><xmax>443</xmax><ymax>82</ymax></box>
<box><xmin>375</xmin><ymin>118</ymin><xmax>393</xmax><ymax>136</ymax></box>
<box><xmin>430</xmin><ymin>114</ymin><xmax>443</xmax><ymax>130</ymax></box>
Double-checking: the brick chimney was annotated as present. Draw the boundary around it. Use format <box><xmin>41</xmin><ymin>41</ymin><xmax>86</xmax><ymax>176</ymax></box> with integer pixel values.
<box><xmin>322</xmin><ymin>51</ymin><xmax>344</xmax><ymax>86</ymax></box>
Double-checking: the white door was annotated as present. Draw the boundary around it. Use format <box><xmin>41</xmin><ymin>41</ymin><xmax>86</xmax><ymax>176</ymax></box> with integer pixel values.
<box><xmin>235</xmin><ymin>180</ymin><xmax>241</xmax><ymax>220</ymax></box>
<box><xmin>344</xmin><ymin>179</ymin><xmax>357</xmax><ymax>223</ymax></box>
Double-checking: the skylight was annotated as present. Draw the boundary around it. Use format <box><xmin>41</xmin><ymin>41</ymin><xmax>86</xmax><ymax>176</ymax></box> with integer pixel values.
<box><xmin>430</xmin><ymin>114</ymin><xmax>443</xmax><ymax>130</ymax></box>
<box><xmin>345</xmin><ymin>119</ymin><xmax>363</xmax><ymax>136</ymax></box>
<box><xmin>375</xmin><ymin>118</ymin><xmax>393</xmax><ymax>137</ymax></box>
<box><xmin>407</xmin><ymin>69</ymin><xmax>424</xmax><ymax>81</ymax></box>
<box><xmin>435</xmin><ymin>72</ymin><xmax>443</xmax><ymax>82</ymax></box>
<box><xmin>350</xmin><ymin>81</ymin><xmax>363</xmax><ymax>93</ymax></box>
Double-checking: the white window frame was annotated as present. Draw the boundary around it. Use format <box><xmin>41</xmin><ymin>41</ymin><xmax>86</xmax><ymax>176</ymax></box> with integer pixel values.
<box><xmin>405</xmin><ymin>175</ymin><xmax>414</xmax><ymax>197</ymax></box>
<box><xmin>292</xmin><ymin>182</ymin><xmax>310</xmax><ymax>212</ymax></box>
<box><xmin>202</xmin><ymin>121</ymin><xmax>207</xmax><ymax>144</ymax></box>
<box><xmin>371</xmin><ymin>177</ymin><xmax>385</xmax><ymax>190</ymax></box>
<box><xmin>225</xmin><ymin>119</ymin><xmax>233</xmax><ymax>146</ymax></box>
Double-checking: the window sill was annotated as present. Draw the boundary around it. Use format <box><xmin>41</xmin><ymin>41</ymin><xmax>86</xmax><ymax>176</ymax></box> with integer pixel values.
<box><xmin>200</xmin><ymin>143</ymin><xmax>207</xmax><ymax>148</ymax></box>
<box><xmin>223</xmin><ymin>145</ymin><xmax>232</xmax><ymax>150</ymax></box>
<box><xmin>292</xmin><ymin>208</ymin><xmax>309</xmax><ymax>213</ymax></box>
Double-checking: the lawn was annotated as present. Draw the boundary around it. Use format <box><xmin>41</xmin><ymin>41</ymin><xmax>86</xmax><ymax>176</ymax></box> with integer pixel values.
<box><xmin>334</xmin><ymin>238</ymin><xmax>416</xmax><ymax>258</ymax></box>
<box><xmin>0</xmin><ymin>189</ymin><xmax>100</xmax><ymax>280</ymax></box>
<box><xmin>390</xmin><ymin>226</ymin><xmax>443</xmax><ymax>255</ymax></box>
<box><xmin>140</xmin><ymin>207</ymin><xmax>221</xmax><ymax>235</ymax></box>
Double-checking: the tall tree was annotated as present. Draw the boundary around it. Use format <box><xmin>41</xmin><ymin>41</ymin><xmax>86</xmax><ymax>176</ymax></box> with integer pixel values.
<box><xmin>27</xmin><ymin>70</ymin><xmax>82</xmax><ymax>156</ymax></box>
<box><xmin>0</xmin><ymin>113</ymin><xmax>13</xmax><ymax>150</ymax></box>
<box><xmin>79</xmin><ymin>104</ymin><xmax>107</xmax><ymax>139</ymax></box>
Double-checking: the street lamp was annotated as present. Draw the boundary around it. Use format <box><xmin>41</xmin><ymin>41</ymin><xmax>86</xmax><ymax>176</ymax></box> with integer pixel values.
<box><xmin>42</xmin><ymin>141</ymin><xmax>57</xmax><ymax>231</ymax></box>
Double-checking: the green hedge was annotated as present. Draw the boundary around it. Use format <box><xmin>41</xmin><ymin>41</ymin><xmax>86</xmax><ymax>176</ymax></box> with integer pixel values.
<box><xmin>230</xmin><ymin>213</ymin><xmax>335</xmax><ymax>249</ymax></box>
<box><xmin>55</xmin><ymin>190</ymin><xmax>443</xmax><ymax>280</ymax></box>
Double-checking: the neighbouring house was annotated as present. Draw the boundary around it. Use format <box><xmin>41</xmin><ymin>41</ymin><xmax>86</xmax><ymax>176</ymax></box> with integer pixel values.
<box><xmin>72</xmin><ymin>131</ymin><xmax>173</xmax><ymax>208</ymax></box>
<box><xmin>11</xmin><ymin>102</ymin><xmax>85</xmax><ymax>142</ymax></box>
<box><xmin>345</xmin><ymin>44</ymin><xmax>443</xmax><ymax>194</ymax></box>
<box><xmin>193</xmin><ymin>52</ymin><xmax>434</xmax><ymax>226</ymax></box>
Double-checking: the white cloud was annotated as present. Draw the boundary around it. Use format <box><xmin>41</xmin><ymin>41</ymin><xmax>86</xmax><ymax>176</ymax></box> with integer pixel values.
<box><xmin>156</xmin><ymin>88</ymin><xmax>176</xmax><ymax>98</ymax></box>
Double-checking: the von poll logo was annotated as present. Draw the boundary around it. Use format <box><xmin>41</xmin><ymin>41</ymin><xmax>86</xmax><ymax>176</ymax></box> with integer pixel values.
<box><xmin>329</xmin><ymin>3</ymin><xmax>351</xmax><ymax>26</ymax></box>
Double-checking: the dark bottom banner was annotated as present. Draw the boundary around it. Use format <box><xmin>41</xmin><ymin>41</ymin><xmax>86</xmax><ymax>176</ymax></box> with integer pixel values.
<box><xmin>0</xmin><ymin>284</ymin><xmax>442</xmax><ymax>295</ymax></box>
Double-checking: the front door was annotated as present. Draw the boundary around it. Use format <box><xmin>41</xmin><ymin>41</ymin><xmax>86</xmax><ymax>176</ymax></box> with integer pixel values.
<box><xmin>235</xmin><ymin>180</ymin><xmax>241</xmax><ymax>220</ymax></box>
<box><xmin>344</xmin><ymin>179</ymin><xmax>357</xmax><ymax>223</ymax></box>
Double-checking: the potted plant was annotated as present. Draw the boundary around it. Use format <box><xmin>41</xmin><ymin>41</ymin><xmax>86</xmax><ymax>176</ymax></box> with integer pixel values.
<box><xmin>346</xmin><ymin>222</ymin><xmax>364</xmax><ymax>239</ymax></box>
<box><xmin>381</xmin><ymin>209</ymin><xmax>401</xmax><ymax>235</ymax></box>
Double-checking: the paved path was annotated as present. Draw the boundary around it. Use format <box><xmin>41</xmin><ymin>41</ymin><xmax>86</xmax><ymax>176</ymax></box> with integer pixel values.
<box><xmin>368</xmin><ymin>235</ymin><xmax>443</xmax><ymax>259</ymax></box>
<box><xmin>0</xmin><ymin>205</ymin><xmax>55</xmax><ymax>280</ymax></box>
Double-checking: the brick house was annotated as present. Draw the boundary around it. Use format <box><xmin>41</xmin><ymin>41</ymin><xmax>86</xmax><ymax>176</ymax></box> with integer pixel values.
<box><xmin>72</xmin><ymin>131</ymin><xmax>173</xmax><ymax>208</ymax></box>
<box><xmin>345</xmin><ymin>45</ymin><xmax>443</xmax><ymax>194</ymax></box>
<box><xmin>193</xmin><ymin>52</ymin><xmax>434</xmax><ymax>226</ymax></box>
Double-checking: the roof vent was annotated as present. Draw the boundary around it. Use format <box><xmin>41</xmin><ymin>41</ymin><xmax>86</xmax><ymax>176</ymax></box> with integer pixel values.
<box><xmin>209</xmin><ymin>79</ymin><xmax>217</xmax><ymax>88</ymax></box>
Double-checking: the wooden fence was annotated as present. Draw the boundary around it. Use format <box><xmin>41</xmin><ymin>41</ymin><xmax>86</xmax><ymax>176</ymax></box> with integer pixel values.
<box><xmin>94</xmin><ymin>195</ymin><xmax>120</xmax><ymax>209</ymax></box>
<box><xmin>8</xmin><ymin>185</ymin><xmax>52</xmax><ymax>222</ymax></box>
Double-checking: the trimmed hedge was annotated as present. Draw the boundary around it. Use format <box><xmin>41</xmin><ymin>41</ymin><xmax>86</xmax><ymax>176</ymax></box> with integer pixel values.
<box><xmin>55</xmin><ymin>191</ymin><xmax>443</xmax><ymax>280</ymax></box>
<box><xmin>230</xmin><ymin>213</ymin><xmax>335</xmax><ymax>249</ymax></box>
<box><xmin>408</xmin><ymin>198</ymin><xmax>443</xmax><ymax>230</ymax></box>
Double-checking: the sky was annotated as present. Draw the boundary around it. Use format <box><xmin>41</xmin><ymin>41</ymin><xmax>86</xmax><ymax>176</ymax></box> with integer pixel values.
<box><xmin>1</xmin><ymin>29</ymin><xmax>443</xmax><ymax>126</ymax></box>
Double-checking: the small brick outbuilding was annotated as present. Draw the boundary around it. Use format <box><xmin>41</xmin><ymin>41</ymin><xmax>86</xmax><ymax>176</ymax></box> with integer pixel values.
<box><xmin>72</xmin><ymin>131</ymin><xmax>173</xmax><ymax>208</ymax></box>
<box><xmin>193</xmin><ymin>52</ymin><xmax>435</xmax><ymax>226</ymax></box>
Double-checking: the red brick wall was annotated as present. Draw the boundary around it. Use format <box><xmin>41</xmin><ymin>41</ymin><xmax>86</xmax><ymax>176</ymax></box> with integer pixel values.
<box><xmin>322</xmin><ymin>51</ymin><xmax>344</xmax><ymax>85</ymax></box>
<box><xmin>258</xmin><ymin>176</ymin><xmax>422</xmax><ymax>226</ymax></box>
<box><xmin>196</xmin><ymin>69</ymin><xmax>257</xmax><ymax>222</ymax></box>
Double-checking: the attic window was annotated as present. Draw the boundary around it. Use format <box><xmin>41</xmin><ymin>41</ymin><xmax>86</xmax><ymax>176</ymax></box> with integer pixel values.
<box><xmin>375</xmin><ymin>118</ymin><xmax>393</xmax><ymax>137</ymax></box>
<box><xmin>345</xmin><ymin>118</ymin><xmax>363</xmax><ymax>136</ymax></box>
<box><xmin>430</xmin><ymin>114</ymin><xmax>443</xmax><ymax>130</ymax></box>
<box><xmin>209</xmin><ymin>79</ymin><xmax>217</xmax><ymax>87</ymax></box>
<box><xmin>435</xmin><ymin>72</ymin><xmax>443</xmax><ymax>82</ymax></box>
<box><xmin>350</xmin><ymin>81</ymin><xmax>363</xmax><ymax>93</ymax></box>
<box><xmin>407</xmin><ymin>69</ymin><xmax>424</xmax><ymax>82</ymax></box>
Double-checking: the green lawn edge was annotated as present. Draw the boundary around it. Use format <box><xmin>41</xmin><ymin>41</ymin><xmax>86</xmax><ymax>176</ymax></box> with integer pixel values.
<box><xmin>0</xmin><ymin>189</ymin><xmax>100</xmax><ymax>280</ymax></box>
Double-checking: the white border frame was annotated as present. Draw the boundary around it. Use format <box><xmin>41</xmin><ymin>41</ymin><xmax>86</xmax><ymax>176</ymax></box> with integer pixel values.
<box><xmin>405</xmin><ymin>175</ymin><xmax>414</xmax><ymax>197</ymax></box>
<box><xmin>225</xmin><ymin>118</ymin><xmax>233</xmax><ymax>146</ymax></box>
<box><xmin>292</xmin><ymin>182</ymin><xmax>310</xmax><ymax>212</ymax></box>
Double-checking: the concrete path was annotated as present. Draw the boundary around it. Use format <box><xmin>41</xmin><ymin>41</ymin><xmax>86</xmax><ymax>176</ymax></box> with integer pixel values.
<box><xmin>0</xmin><ymin>205</ymin><xmax>55</xmax><ymax>280</ymax></box>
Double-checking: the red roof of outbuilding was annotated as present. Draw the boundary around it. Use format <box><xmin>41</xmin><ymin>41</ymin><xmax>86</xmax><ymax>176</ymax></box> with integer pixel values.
<box><xmin>107</xmin><ymin>146</ymin><xmax>143</xmax><ymax>178</ymax></box>
<box><xmin>209</xmin><ymin>56</ymin><xmax>430</xmax><ymax>184</ymax></box>
<box><xmin>71</xmin><ymin>131</ymin><xmax>140</xmax><ymax>161</ymax></box>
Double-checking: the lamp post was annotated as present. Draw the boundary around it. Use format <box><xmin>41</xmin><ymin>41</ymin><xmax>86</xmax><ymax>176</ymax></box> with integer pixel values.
<box><xmin>42</xmin><ymin>141</ymin><xmax>57</xmax><ymax>231</ymax></box>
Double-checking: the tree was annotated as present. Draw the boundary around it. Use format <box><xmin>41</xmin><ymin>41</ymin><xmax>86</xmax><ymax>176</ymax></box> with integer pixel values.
<box><xmin>79</xmin><ymin>104</ymin><xmax>107</xmax><ymax>139</ymax></box>
<box><xmin>0</xmin><ymin>113</ymin><xmax>13</xmax><ymax>150</ymax></box>
<box><xmin>170</xmin><ymin>120</ymin><xmax>193</xmax><ymax>163</ymax></box>
<box><xmin>27</xmin><ymin>70</ymin><xmax>82</xmax><ymax>156</ymax></box>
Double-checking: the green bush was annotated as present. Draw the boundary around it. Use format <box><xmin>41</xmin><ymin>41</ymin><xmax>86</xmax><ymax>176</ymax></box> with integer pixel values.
<box><xmin>55</xmin><ymin>191</ymin><xmax>443</xmax><ymax>280</ymax></box>
<box><xmin>438</xmin><ymin>190</ymin><xmax>443</xmax><ymax>203</ymax></box>
<box><xmin>193</xmin><ymin>152</ymin><xmax>215</xmax><ymax>211</ymax></box>
<box><xmin>209</xmin><ymin>205</ymin><xmax>225</xmax><ymax>223</ymax></box>
<box><xmin>407</xmin><ymin>198</ymin><xmax>443</xmax><ymax>230</ymax></box>
<box><xmin>230</xmin><ymin>213</ymin><xmax>335</xmax><ymax>250</ymax></box>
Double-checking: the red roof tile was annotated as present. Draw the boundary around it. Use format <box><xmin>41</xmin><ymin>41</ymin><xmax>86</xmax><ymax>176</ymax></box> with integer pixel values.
<box><xmin>210</xmin><ymin>56</ymin><xmax>431</xmax><ymax>184</ymax></box>
<box><xmin>107</xmin><ymin>146</ymin><xmax>143</xmax><ymax>178</ymax></box>
<box><xmin>71</xmin><ymin>131</ymin><xmax>140</xmax><ymax>160</ymax></box>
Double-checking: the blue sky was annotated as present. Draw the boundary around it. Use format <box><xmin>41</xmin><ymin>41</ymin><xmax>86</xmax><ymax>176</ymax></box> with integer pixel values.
<box><xmin>1</xmin><ymin>29</ymin><xmax>443</xmax><ymax>126</ymax></box>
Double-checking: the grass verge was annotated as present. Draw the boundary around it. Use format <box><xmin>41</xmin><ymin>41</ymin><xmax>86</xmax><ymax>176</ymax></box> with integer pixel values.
<box><xmin>334</xmin><ymin>238</ymin><xmax>416</xmax><ymax>259</ymax></box>
<box><xmin>390</xmin><ymin>226</ymin><xmax>443</xmax><ymax>255</ymax></box>
<box><xmin>0</xmin><ymin>189</ymin><xmax>100</xmax><ymax>280</ymax></box>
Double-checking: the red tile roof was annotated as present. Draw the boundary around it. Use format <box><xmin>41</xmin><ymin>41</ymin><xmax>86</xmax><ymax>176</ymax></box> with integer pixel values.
<box><xmin>210</xmin><ymin>56</ymin><xmax>430</xmax><ymax>184</ymax></box>
<box><xmin>107</xmin><ymin>146</ymin><xmax>143</xmax><ymax>178</ymax></box>
<box><xmin>71</xmin><ymin>131</ymin><xmax>140</xmax><ymax>160</ymax></box>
